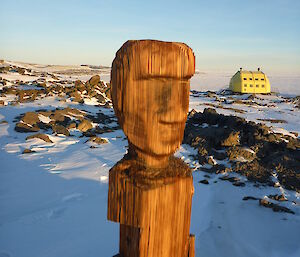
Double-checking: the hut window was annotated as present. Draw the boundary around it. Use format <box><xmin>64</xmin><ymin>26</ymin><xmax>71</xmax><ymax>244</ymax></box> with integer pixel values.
<box><xmin>250</xmin><ymin>84</ymin><xmax>253</xmax><ymax>87</ymax></box>
<box><xmin>262</xmin><ymin>85</ymin><xmax>265</xmax><ymax>88</ymax></box>
<box><xmin>243</xmin><ymin>78</ymin><xmax>247</xmax><ymax>80</ymax></box>
<box><xmin>255</xmin><ymin>78</ymin><xmax>258</xmax><ymax>80</ymax></box>
<box><xmin>249</xmin><ymin>78</ymin><xmax>253</xmax><ymax>80</ymax></box>
<box><xmin>244</xmin><ymin>84</ymin><xmax>247</xmax><ymax>87</ymax></box>
<box><xmin>256</xmin><ymin>85</ymin><xmax>259</xmax><ymax>88</ymax></box>
<box><xmin>261</xmin><ymin>78</ymin><xmax>264</xmax><ymax>81</ymax></box>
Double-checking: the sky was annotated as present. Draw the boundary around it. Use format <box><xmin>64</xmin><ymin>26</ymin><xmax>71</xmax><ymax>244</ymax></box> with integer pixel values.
<box><xmin>0</xmin><ymin>0</ymin><xmax>300</xmax><ymax>74</ymax></box>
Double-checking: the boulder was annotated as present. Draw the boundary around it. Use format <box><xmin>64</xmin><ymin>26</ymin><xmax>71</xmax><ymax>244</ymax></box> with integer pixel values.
<box><xmin>226</xmin><ymin>147</ymin><xmax>255</xmax><ymax>161</ymax></box>
<box><xmin>15</xmin><ymin>122</ymin><xmax>40</xmax><ymax>133</ymax></box>
<box><xmin>23</xmin><ymin>149</ymin><xmax>36</xmax><ymax>154</ymax></box>
<box><xmin>67</xmin><ymin>122</ymin><xmax>77</xmax><ymax>129</ymax></box>
<box><xmin>78</xmin><ymin>119</ymin><xmax>93</xmax><ymax>132</ymax></box>
<box><xmin>199</xmin><ymin>179</ymin><xmax>209</xmax><ymax>185</ymax></box>
<box><xmin>88</xmin><ymin>136</ymin><xmax>108</xmax><ymax>144</ymax></box>
<box><xmin>69</xmin><ymin>91</ymin><xmax>83</xmax><ymax>103</ymax></box>
<box><xmin>97</xmin><ymin>94</ymin><xmax>106</xmax><ymax>104</ymax></box>
<box><xmin>221</xmin><ymin>131</ymin><xmax>240</xmax><ymax>147</ymax></box>
<box><xmin>21</xmin><ymin>112</ymin><xmax>40</xmax><ymax>125</ymax></box>
<box><xmin>259</xmin><ymin>199</ymin><xmax>294</xmax><ymax>214</ymax></box>
<box><xmin>88</xmin><ymin>75</ymin><xmax>100</xmax><ymax>86</ymax></box>
<box><xmin>268</xmin><ymin>194</ymin><xmax>287</xmax><ymax>201</ymax></box>
<box><xmin>75</xmin><ymin>80</ymin><xmax>85</xmax><ymax>90</ymax></box>
<box><xmin>52</xmin><ymin>124</ymin><xmax>70</xmax><ymax>136</ymax></box>
<box><xmin>26</xmin><ymin>133</ymin><xmax>53</xmax><ymax>143</ymax></box>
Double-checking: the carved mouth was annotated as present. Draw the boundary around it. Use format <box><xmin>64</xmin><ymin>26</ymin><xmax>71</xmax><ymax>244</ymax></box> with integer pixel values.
<box><xmin>158</xmin><ymin>119</ymin><xmax>185</xmax><ymax>125</ymax></box>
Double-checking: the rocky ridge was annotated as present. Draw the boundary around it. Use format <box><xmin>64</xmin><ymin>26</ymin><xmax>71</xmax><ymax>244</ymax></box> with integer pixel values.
<box><xmin>0</xmin><ymin>64</ymin><xmax>111</xmax><ymax>106</ymax></box>
<box><xmin>184</xmin><ymin>108</ymin><xmax>300</xmax><ymax>192</ymax></box>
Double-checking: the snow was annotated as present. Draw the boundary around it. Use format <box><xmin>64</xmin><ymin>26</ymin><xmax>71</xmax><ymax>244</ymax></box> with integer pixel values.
<box><xmin>272</xmin><ymin>127</ymin><xmax>297</xmax><ymax>138</ymax></box>
<box><xmin>0</xmin><ymin>62</ymin><xmax>300</xmax><ymax>257</ymax></box>
<box><xmin>38</xmin><ymin>114</ymin><xmax>52</xmax><ymax>124</ymax></box>
<box><xmin>0</xmin><ymin>73</ymin><xmax>40</xmax><ymax>82</ymax></box>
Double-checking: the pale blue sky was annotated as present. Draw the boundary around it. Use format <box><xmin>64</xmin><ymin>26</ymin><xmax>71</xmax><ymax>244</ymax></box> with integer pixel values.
<box><xmin>1</xmin><ymin>0</ymin><xmax>299</xmax><ymax>73</ymax></box>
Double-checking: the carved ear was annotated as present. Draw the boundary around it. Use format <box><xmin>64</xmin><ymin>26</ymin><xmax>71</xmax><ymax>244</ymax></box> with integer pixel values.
<box><xmin>111</xmin><ymin>53</ymin><xmax>129</xmax><ymax>126</ymax></box>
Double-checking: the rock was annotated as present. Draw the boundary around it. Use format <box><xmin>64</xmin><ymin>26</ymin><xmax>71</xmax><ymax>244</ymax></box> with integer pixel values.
<box><xmin>203</xmin><ymin>108</ymin><xmax>217</xmax><ymax>115</ymax></box>
<box><xmin>268</xmin><ymin>194</ymin><xmax>287</xmax><ymax>201</ymax></box>
<box><xmin>232</xmin><ymin>181</ymin><xmax>246</xmax><ymax>187</ymax></box>
<box><xmin>104</xmin><ymin>88</ymin><xmax>111</xmax><ymax>100</ymax></box>
<box><xmin>233</xmin><ymin>160</ymin><xmax>271</xmax><ymax>184</ymax></box>
<box><xmin>0</xmin><ymin>120</ymin><xmax>8</xmax><ymax>124</ymax></box>
<box><xmin>97</xmin><ymin>94</ymin><xmax>106</xmax><ymax>104</ymax></box>
<box><xmin>78</xmin><ymin>119</ymin><xmax>93</xmax><ymax>132</ymax></box>
<box><xmin>211</xmin><ymin>149</ymin><xmax>227</xmax><ymax>160</ymax></box>
<box><xmin>21</xmin><ymin>112</ymin><xmax>40</xmax><ymax>125</ymax></box>
<box><xmin>259</xmin><ymin>199</ymin><xmax>294</xmax><ymax>214</ymax></box>
<box><xmin>199</xmin><ymin>179</ymin><xmax>209</xmax><ymax>185</ymax></box>
<box><xmin>219</xmin><ymin>175</ymin><xmax>235</xmax><ymax>181</ymax></box>
<box><xmin>243</xmin><ymin>196</ymin><xmax>259</xmax><ymax>201</ymax></box>
<box><xmin>88</xmin><ymin>136</ymin><xmax>108</xmax><ymax>144</ymax></box>
<box><xmin>83</xmin><ymin>131</ymin><xmax>97</xmax><ymax>137</ymax></box>
<box><xmin>221</xmin><ymin>131</ymin><xmax>240</xmax><ymax>147</ymax></box>
<box><xmin>188</xmin><ymin>109</ymin><xmax>197</xmax><ymax>119</ymax></box>
<box><xmin>17</xmin><ymin>67</ymin><xmax>26</xmax><ymax>75</ymax></box>
<box><xmin>51</xmin><ymin>112</ymin><xmax>66</xmax><ymax>123</ymax></box>
<box><xmin>69</xmin><ymin>91</ymin><xmax>83</xmax><ymax>103</ymax></box>
<box><xmin>0</xmin><ymin>100</ymin><xmax>4</xmax><ymax>106</ymax></box>
<box><xmin>207</xmin><ymin>156</ymin><xmax>216</xmax><ymax>165</ymax></box>
<box><xmin>65</xmin><ymin>107</ymin><xmax>86</xmax><ymax>117</ymax></box>
<box><xmin>227</xmin><ymin>147</ymin><xmax>255</xmax><ymax>161</ymax></box>
<box><xmin>267</xmin><ymin>133</ymin><xmax>278</xmax><ymax>143</ymax></box>
<box><xmin>38</xmin><ymin>111</ymin><xmax>52</xmax><ymax>117</ymax></box>
<box><xmin>67</xmin><ymin>122</ymin><xmax>77</xmax><ymax>129</ymax></box>
<box><xmin>197</xmin><ymin>146</ymin><xmax>208</xmax><ymax>164</ymax></box>
<box><xmin>23</xmin><ymin>149</ymin><xmax>35</xmax><ymax>154</ymax></box>
<box><xmin>88</xmin><ymin>75</ymin><xmax>100</xmax><ymax>86</ymax></box>
<box><xmin>52</xmin><ymin>124</ymin><xmax>70</xmax><ymax>136</ymax></box>
<box><xmin>201</xmin><ymin>164</ymin><xmax>227</xmax><ymax>174</ymax></box>
<box><xmin>15</xmin><ymin>122</ymin><xmax>40</xmax><ymax>133</ymax></box>
<box><xmin>26</xmin><ymin>133</ymin><xmax>53</xmax><ymax>143</ymax></box>
<box><xmin>74</xmin><ymin>80</ymin><xmax>85</xmax><ymax>91</ymax></box>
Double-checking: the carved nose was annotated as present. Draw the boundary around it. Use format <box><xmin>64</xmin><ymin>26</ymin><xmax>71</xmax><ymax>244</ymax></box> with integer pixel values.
<box><xmin>158</xmin><ymin>97</ymin><xmax>188</xmax><ymax>124</ymax></box>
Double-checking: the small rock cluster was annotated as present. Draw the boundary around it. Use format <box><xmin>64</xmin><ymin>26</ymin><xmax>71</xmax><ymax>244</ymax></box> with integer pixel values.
<box><xmin>242</xmin><ymin>196</ymin><xmax>295</xmax><ymax>214</ymax></box>
<box><xmin>0</xmin><ymin>70</ymin><xmax>111</xmax><ymax>106</ymax></box>
<box><xmin>0</xmin><ymin>65</ymin><xmax>31</xmax><ymax>75</ymax></box>
<box><xmin>15</xmin><ymin>107</ymin><xmax>117</xmax><ymax>142</ymax></box>
<box><xmin>184</xmin><ymin>108</ymin><xmax>300</xmax><ymax>192</ymax></box>
<box><xmin>191</xmin><ymin>90</ymin><xmax>300</xmax><ymax>111</ymax></box>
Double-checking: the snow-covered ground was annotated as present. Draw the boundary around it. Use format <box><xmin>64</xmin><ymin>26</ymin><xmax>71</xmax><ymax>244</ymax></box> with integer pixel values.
<box><xmin>0</xmin><ymin>62</ymin><xmax>299</xmax><ymax>257</ymax></box>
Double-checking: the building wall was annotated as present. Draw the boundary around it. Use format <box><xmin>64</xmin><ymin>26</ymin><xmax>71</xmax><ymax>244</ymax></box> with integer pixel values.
<box><xmin>230</xmin><ymin>71</ymin><xmax>271</xmax><ymax>94</ymax></box>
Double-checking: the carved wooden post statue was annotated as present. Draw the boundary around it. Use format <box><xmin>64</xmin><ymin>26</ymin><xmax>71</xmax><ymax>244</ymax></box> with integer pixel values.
<box><xmin>108</xmin><ymin>40</ymin><xmax>195</xmax><ymax>257</ymax></box>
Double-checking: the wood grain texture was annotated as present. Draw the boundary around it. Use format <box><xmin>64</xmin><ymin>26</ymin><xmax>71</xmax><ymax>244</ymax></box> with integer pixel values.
<box><xmin>108</xmin><ymin>157</ymin><xmax>194</xmax><ymax>257</ymax></box>
<box><xmin>111</xmin><ymin>40</ymin><xmax>195</xmax><ymax>167</ymax></box>
<box><xmin>188</xmin><ymin>234</ymin><xmax>195</xmax><ymax>257</ymax></box>
<box><xmin>108</xmin><ymin>40</ymin><xmax>196</xmax><ymax>256</ymax></box>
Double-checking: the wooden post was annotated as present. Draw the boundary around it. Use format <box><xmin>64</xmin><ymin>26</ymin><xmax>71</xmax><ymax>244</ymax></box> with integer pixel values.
<box><xmin>108</xmin><ymin>157</ymin><xmax>194</xmax><ymax>257</ymax></box>
<box><xmin>108</xmin><ymin>40</ymin><xmax>195</xmax><ymax>257</ymax></box>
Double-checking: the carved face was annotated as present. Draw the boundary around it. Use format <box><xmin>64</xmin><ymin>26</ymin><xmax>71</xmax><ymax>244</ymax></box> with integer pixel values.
<box><xmin>111</xmin><ymin>40</ymin><xmax>195</xmax><ymax>166</ymax></box>
<box><xmin>118</xmin><ymin>78</ymin><xmax>190</xmax><ymax>157</ymax></box>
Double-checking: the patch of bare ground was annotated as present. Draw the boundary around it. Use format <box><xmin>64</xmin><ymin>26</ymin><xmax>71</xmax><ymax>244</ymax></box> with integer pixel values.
<box><xmin>184</xmin><ymin>108</ymin><xmax>300</xmax><ymax>192</ymax></box>
<box><xmin>14</xmin><ymin>107</ymin><xmax>117</xmax><ymax>140</ymax></box>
